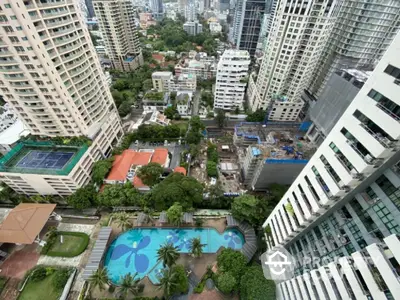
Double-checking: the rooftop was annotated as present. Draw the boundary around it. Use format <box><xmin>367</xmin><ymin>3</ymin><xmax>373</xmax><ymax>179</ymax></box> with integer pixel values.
<box><xmin>0</xmin><ymin>203</ymin><xmax>56</xmax><ymax>244</ymax></box>
<box><xmin>0</xmin><ymin>119</ymin><xmax>30</xmax><ymax>145</ymax></box>
<box><xmin>0</xmin><ymin>141</ymin><xmax>88</xmax><ymax>176</ymax></box>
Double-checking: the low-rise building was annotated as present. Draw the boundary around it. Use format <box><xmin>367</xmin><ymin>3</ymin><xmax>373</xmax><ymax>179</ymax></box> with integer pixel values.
<box><xmin>143</xmin><ymin>111</ymin><xmax>171</xmax><ymax>126</ymax></box>
<box><xmin>152</xmin><ymin>71</ymin><xmax>175</xmax><ymax>92</ymax></box>
<box><xmin>142</xmin><ymin>91</ymin><xmax>170</xmax><ymax>113</ymax></box>
<box><xmin>183</xmin><ymin>21</ymin><xmax>203</xmax><ymax>35</ymax></box>
<box><xmin>268</xmin><ymin>95</ymin><xmax>304</xmax><ymax>122</ymax></box>
<box><xmin>176</xmin><ymin>92</ymin><xmax>192</xmax><ymax>116</ymax></box>
<box><xmin>175</xmin><ymin>73</ymin><xmax>197</xmax><ymax>92</ymax></box>
<box><xmin>104</xmin><ymin>148</ymin><xmax>170</xmax><ymax>191</ymax></box>
<box><xmin>209</xmin><ymin>22</ymin><xmax>222</xmax><ymax>34</ymax></box>
<box><xmin>175</xmin><ymin>55</ymin><xmax>217</xmax><ymax>80</ymax></box>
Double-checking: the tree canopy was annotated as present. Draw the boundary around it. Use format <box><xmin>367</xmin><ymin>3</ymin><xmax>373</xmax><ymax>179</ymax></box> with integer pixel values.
<box><xmin>216</xmin><ymin>248</ymin><xmax>247</xmax><ymax>282</ymax></box>
<box><xmin>92</xmin><ymin>158</ymin><xmax>113</xmax><ymax>185</ymax></box>
<box><xmin>67</xmin><ymin>185</ymin><xmax>97</xmax><ymax>210</ymax></box>
<box><xmin>240</xmin><ymin>266</ymin><xmax>276</xmax><ymax>300</ymax></box>
<box><xmin>217</xmin><ymin>272</ymin><xmax>236</xmax><ymax>294</ymax></box>
<box><xmin>167</xmin><ymin>202</ymin><xmax>183</xmax><ymax>226</ymax></box>
<box><xmin>215</xmin><ymin>109</ymin><xmax>226</xmax><ymax>128</ymax></box>
<box><xmin>151</xmin><ymin>173</ymin><xmax>203</xmax><ymax>210</ymax></box>
<box><xmin>246</xmin><ymin>109</ymin><xmax>267</xmax><ymax>122</ymax></box>
<box><xmin>231</xmin><ymin>194</ymin><xmax>273</xmax><ymax>227</ymax></box>
<box><xmin>97</xmin><ymin>183</ymin><xmax>142</xmax><ymax>207</ymax></box>
<box><xmin>137</xmin><ymin>162</ymin><xmax>164</xmax><ymax>187</ymax></box>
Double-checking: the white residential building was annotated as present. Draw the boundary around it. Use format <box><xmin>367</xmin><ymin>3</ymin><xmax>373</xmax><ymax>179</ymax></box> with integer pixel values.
<box><xmin>175</xmin><ymin>73</ymin><xmax>196</xmax><ymax>92</ymax></box>
<box><xmin>264</xmin><ymin>34</ymin><xmax>400</xmax><ymax>299</ymax></box>
<box><xmin>0</xmin><ymin>0</ymin><xmax>123</xmax><ymax>195</ymax></box>
<box><xmin>184</xmin><ymin>0</ymin><xmax>196</xmax><ymax>21</ymax></box>
<box><xmin>214</xmin><ymin>50</ymin><xmax>250</xmax><ymax>111</ymax></box>
<box><xmin>176</xmin><ymin>92</ymin><xmax>192</xmax><ymax>116</ymax></box>
<box><xmin>249</xmin><ymin>0</ymin><xmax>340</xmax><ymax>111</ymax></box>
<box><xmin>93</xmin><ymin>0</ymin><xmax>143</xmax><ymax>71</ymax></box>
<box><xmin>183</xmin><ymin>21</ymin><xmax>203</xmax><ymax>35</ymax></box>
<box><xmin>152</xmin><ymin>71</ymin><xmax>175</xmax><ymax>92</ymax></box>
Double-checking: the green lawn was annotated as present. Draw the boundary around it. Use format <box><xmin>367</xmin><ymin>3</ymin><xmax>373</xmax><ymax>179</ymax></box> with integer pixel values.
<box><xmin>45</xmin><ymin>232</ymin><xmax>89</xmax><ymax>257</ymax></box>
<box><xmin>18</xmin><ymin>272</ymin><xmax>62</xmax><ymax>300</ymax></box>
<box><xmin>171</xmin><ymin>121</ymin><xmax>189</xmax><ymax>135</ymax></box>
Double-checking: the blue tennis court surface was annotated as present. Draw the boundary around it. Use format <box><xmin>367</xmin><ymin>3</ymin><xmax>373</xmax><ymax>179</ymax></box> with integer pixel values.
<box><xmin>15</xmin><ymin>150</ymin><xmax>74</xmax><ymax>170</ymax></box>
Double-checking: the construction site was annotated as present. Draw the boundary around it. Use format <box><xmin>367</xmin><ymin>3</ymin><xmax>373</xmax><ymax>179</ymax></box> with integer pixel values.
<box><xmin>234</xmin><ymin>122</ymin><xmax>316</xmax><ymax>191</ymax></box>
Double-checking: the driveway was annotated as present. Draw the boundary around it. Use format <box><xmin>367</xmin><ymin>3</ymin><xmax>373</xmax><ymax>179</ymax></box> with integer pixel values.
<box><xmin>0</xmin><ymin>244</ymin><xmax>40</xmax><ymax>279</ymax></box>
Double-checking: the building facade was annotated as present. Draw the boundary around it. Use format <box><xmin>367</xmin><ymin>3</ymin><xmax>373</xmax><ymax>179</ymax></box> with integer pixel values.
<box><xmin>0</xmin><ymin>0</ymin><xmax>123</xmax><ymax>195</ymax></box>
<box><xmin>264</xmin><ymin>33</ymin><xmax>400</xmax><ymax>299</ymax></box>
<box><xmin>250</xmin><ymin>0</ymin><xmax>341</xmax><ymax>111</ymax></box>
<box><xmin>85</xmin><ymin>0</ymin><xmax>95</xmax><ymax>19</ymax></box>
<box><xmin>152</xmin><ymin>71</ymin><xmax>175</xmax><ymax>92</ymax></box>
<box><xmin>231</xmin><ymin>0</ymin><xmax>266</xmax><ymax>56</ymax></box>
<box><xmin>93</xmin><ymin>0</ymin><xmax>143</xmax><ymax>71</ymax></box>
<box><xmin>214</xmin><ymin>50</ymin><xmax>250</xmax><ymax>111</ymax></box>
<box><xmin>183</xmin><ymin>21</ymin><xmax>203</xmax><ymax>35</ymax></box>
<box><xmin>307</xmin><ymin>0</ymin><xmax>400</xmax><ymax>100</ymax></box>
<box><xmin>149</xmin><ymin>0</ymin><xmax>164</xmax><ymax>20</ymax></box>
<box><xmin>306</xmin><ymin>69</ymin><xmax>370</xmax><ymax>146</ymax></box>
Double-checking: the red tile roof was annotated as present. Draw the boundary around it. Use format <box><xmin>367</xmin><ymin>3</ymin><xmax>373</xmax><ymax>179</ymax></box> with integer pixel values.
<box><xmin>106</xmin><ymin>150</ymin><xmax>152</xmax><ymax>181</ymax></box>
<box><xmin>133</xmin><ymin>175</ymin><xmax>147</xmax><ymax>188</ymax></box>
<box><xmin>174</xmin><ymin>166</ymin><xmax>187</xmax><ymax>176</ymax></box>
<box><xmin>151</xmin><ymin>148</ymin><xmax>168</xmax><ymax>165</ymax></box>
<box><xmin>152</xmin><ymin>53</ymin><xmax>165</xmax><ymax>63</ymax></box>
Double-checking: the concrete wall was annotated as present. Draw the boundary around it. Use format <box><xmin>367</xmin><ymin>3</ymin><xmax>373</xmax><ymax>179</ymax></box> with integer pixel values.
<box><xmin>253</xmin><ymin>162</ymin><xmax>306</xmax><ymax>190</ymax></box>
<box><xmin>309</xmin><ymin>72</ymin><xmax>360</xmax><ymax>136</ymax></box>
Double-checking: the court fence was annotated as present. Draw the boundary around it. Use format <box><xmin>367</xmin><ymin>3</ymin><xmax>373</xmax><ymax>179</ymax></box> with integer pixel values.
<box><xmin>0</xmin><ymin>141</ymin><xmax>89</xmax><ymax>176</ymax></box>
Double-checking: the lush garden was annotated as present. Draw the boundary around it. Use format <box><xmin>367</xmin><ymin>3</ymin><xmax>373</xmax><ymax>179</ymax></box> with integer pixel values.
<box><xmin>18</xmin><ymin>266</ymin><xmax>73</xmax><ymax>300</ymax></box>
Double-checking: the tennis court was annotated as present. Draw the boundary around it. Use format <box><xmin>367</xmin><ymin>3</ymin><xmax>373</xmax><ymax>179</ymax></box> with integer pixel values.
<box><xmin>15</xmin><ymin>150</ymin><xmax>75</xmax><ymax>170</ymax></box>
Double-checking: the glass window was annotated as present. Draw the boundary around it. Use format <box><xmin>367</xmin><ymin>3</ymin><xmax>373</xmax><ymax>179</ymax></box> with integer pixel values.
<box><xmin>372</xmin><ymin>201</ymin><xmax>400</xmax><ymax>234</ymax></box>
<box><xmin>4</xmin><ymin>4</ymin><xmax>12</xmax><ymax>8</ymax></box>
<box><xmin>376</xmin><ymin>175</ymin><xmax>400</xmax><ymax>209</ymax></box>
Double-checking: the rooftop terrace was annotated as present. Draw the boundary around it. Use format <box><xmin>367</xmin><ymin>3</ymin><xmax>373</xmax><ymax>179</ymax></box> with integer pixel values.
<box><xmin>0</xmin><ymin>141</ymin><xmax>87</xmax><ymax>176</ymax></box>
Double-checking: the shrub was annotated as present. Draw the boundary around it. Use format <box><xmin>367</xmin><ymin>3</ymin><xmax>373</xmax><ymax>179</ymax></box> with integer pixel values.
<box><xmin>52</xmin><ymin>268</ymin><xmax>71</xmax><ymax>289</ymax></box>
<box><xmin>46</xmin><ymin>267</ymin><xmax>55</xmax><ymax>276</ymax></box>
<box><xmin>216</xmin><ymin>248</ymin><xmax>247</xmax><ymax>281</ymax></box>
<box><xmin>194</xmin><ymin>281</ymin><xmax>205</xmax><ymax>293</ymax></box>
<box><xmin>217</xmin><ymin>272</ymin><xmax>236</xmax><ymax>294</ymax></box>
<box><xmin>30</xmin><ymin>266</ymin><xmax>47</xmax><ymax>282</ymax></box>
<box><xmin>108</xmin><ymin>285</ymin><xmax>115</xmax><ymax>293</ymax></box>
<box><xmin>206</xmin><ymin>161</ymin><xmax>218</xmax><ymax>178</ymax></box>
<box><xmin>41</xmin><ymin>231</ymin><xmax>57</xmax><ymax>255</ymax></box>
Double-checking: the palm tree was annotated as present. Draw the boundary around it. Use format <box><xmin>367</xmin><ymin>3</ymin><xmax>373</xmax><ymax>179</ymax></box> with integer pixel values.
<box><xmin>157</xmin><ymin>243</ymin><xmax>180</xmax><ymax>267</ymax></box>
<box><xmin>189</xmin><ymin>237</ymin><xmax>206</xmax><ymax>258</ymax></box>
<box><xmin>89</xmin><ymin>267</ymin><xmax>109</xmax><ymax>292</ymax></box>
<box><xmin>158</xmin><ymin>268</ymin><xmax>178</xmax><ymax>298</ymax></box>
<box><xmin>115</xmin><ymin>212</ymin><xmax>132</xmax><ymax>231</ymax></box>
<box><xmin>118</xmin><ymin>273</ymin><xmax>141</xmax><ymax>299</ymax></box>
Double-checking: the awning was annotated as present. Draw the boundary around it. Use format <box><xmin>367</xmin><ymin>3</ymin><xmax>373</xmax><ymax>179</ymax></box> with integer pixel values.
<box><xmin>0</xmin><ymin>203</ymin><xmax>56</xmax><ymax>244</ymax></box>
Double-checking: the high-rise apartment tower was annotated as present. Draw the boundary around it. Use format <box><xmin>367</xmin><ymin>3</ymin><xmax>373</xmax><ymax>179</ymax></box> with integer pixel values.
<box><xmin>93</xmin><ymin>0</ymin><xmax>143</xmax><ymax>72</ymax></box>
<box><xmin>264</xmin><ymin>33</ymin><xmax>400</xmax><ymax>300</ymax></box>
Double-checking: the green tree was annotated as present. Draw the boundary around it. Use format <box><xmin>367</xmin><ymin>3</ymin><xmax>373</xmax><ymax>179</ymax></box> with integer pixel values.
<box><xmin>189</xmin><ymin>237</ymin><xmax>205</xmax><ymax>258</ymax></box>
<box><xmin>240</xmin><ymin>266</ymin><xmax>276</xmax><ymax>300</ymax></box>
<box><xmin>171</xmin><ymin>264</ymin><xmax>189</xmax><ymax>294</ymax></box>
<box><xmin>189</xmin><ymin>143</ymin><xmax>200</xmax><ymax>159</ymax></box>
<box><xmin>231</xmin><ymin>194</ymin><xmax>272</xmax><ymax>227</ymax></box>
<box><xmin>151</xmin><ymin>173</ymin><xmax>203</xmax><ymax>210</ymax></box>
<box><xmin>164</xmin><ymin>106</ymin><xmax>179</xmax><ymax>119</ymax></box>
<box><xmin>157</xmin><ymin>243</ymin><xmax>180</xmax><ymax>267</ymax></box>
<box><xmin>186</xmin><ymin>130</ymin><xmax>202</xmax><ymax>144</ymax></box>
<box><xmin>143</xmin><ymin>78</ymin><xmax>153</xmax><ymax>91</ymax></box>
<box><xmin>206</xmin><ymin>161</ymin><xmax>218</xmax><ymax>177</ymax></box>
<box><xmin>92</xmin><ymin>158</ymin><xmax>113</xmax><ymax>185</ymax></box>
<box><xmin>158</xmin><ymin>268</ymin><xmax>178</xmax><ymax>297</ymax></box>
<box><xmin>217</xmin><ymin>248</ymin><xmax>247</xmax><ymax>281</ymax></box>
<box><xmin>113</xmin><ymin>79</ymin><xmax>129</xmax><ymax>91</ymax></box>
<box><xmin>215</xmin><ymin>109</ymin><xmax>226</xmax><ymax>128</ymax></box>
<box><xmin>114</xmin><ymin>212</ymin><xmax>132</xmax><ymax>231</ymax></box>
<box><xmin>118</xmin><ymin>273</ymin><xmax>141</xmax><ymax>298</ymax></box>
<box><xmin>217</xmin><ymin>272</ymin><xmax>236</xmax><ymax>294</ymax></box>
<box><xmin>234</xmin><ymin>107</ymin><xmax>240</xmax><ymax>115</ymax></box>
<box><xmin>136</xmin><ymin>162</ymin><xmax>164</xmax><ymax>187</ymax></box>
<box><xmin>167</xmin><ymin>202</ymin><xmax>183</xmax><ymax>226</ymax></box>
<box><xmin>97</xmin><ymin>183</ymin><xmax>142</xmax><ymax>207</ymax></box>
<box><xmin>118</xmin><ymin>101</ymin><xmax>133</xmax><ymax>117</ymax></box>
<box><xmin>245</xmin><ymin>109</ymin><xmax>267</xmax><ymax>122</ymax></box>
<box><xmin>89</xmin><ymin>267</ymin><xmax>109</xmax><ymax>292</ymax></box>
<box><xmin>67</xmin><ymin>185</ymin><xmax>97</xmax><ymax>210</ymax></box>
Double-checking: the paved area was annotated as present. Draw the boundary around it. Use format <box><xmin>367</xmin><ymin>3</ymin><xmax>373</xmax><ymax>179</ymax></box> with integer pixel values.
<box><xmin>0</xmin><ymin>244</ymin><xmax>39</xmax><ymax>279</ymax></box>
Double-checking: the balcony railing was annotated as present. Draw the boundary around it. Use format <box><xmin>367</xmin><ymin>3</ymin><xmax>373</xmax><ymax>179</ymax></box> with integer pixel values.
<box><xmin>346</xmin><ymin>140</ymin><xmax>375</xmax><ymax>165</ymax></box>
<box><xmin>315</xmin><ymin>176</ymin><xmax>333</xmax><ymax>199</ymax></box>
<box><xmin>376</xmin><ymin>102</ymin><xmax>400</xmax><ymax>122</ymax></box>
<box><xmin>360</xmin><ymin>123</ymin><xmax>396</xmax><ymax>148</ymax></box>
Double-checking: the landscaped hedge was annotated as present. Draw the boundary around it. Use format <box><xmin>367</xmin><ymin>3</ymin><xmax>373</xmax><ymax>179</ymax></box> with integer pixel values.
<box><xmin>42</xmin><ymin>231</ymin><xmax>90</xmax><ymax>257</ymax></box>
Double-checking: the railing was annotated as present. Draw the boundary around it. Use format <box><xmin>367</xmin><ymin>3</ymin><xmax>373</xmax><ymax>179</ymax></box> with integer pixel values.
<box><xmin>346</xmin><ymin>140</ymin><xmax>374</xmax><ymax>164</ymax></box>
<box><xmin>360</xmin><ymin>123</ymin><xmax>395</xmax><ymax>148</ymax></box>
<box><xmin>376</xmin><ymin>102</ymin><xmax>400</xmax><ymax>122</ymax></box>
<box><xmin>315</xmin><ymin>176</ymin><xmax>333</xmax><ymax>198</ymax></box>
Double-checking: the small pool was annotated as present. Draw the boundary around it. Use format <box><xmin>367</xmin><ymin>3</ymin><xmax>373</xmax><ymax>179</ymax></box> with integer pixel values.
<box><xmin>104</xmin><ymin>227</ymin><xmax>244</xmax><ymax>284</ymax></box>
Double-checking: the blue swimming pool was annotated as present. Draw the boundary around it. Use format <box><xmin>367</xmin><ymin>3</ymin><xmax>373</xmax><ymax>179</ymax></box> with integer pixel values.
<box><xmin>104</xmin><ymin>227</ymin><xmax>244</xmax><ymax>284</ymax></box>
